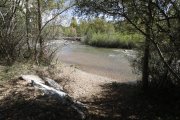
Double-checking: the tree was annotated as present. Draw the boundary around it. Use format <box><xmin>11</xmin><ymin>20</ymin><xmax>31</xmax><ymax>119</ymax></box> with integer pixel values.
<box><xmin>77</xmin><ymin>20</ymin><xmax>89</xmax><ymax>36</ymax></box>
<box><xmin>69</xmin><ymin>17</ymin><xmax>78</xmax><ymax>37</ymax></box>
<box><xmin>25</xmin><ymin>0</ymin><xmax>31</xmax><ymax>53</ymax></box>
<box><xmin>0</xmin><ymin>0</ymin><xmax>73</xmax><ymax>65</ymax></box>
<box><xmin>70</xmin><ymin>17</ymin><xmax>78</xmax><ymax>28</ymax></box>
<box><xmin>0</xmin><ymin>0</ymin><xmax>25</xmax><ymax>65</ymax></box>
<box><xmin>27</xmin><ymin>0</ymin><xmax>73</xmax><ymax>64</ymax></box>
<box><xmin>36</xmin><ymin>0</ymin><xmax>43</xmax><ymax>62</ymax></box>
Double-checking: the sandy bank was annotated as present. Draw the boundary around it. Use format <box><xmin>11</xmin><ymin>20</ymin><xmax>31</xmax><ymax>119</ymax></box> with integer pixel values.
<box><xmin>0</xmin><ymin>63</ymin><xmax>137</xmax><ymax>101</ymax></box>
<box><xmin>54</xmin><ymin>64</ymin><xmax>136</xmax><ymax>101</ymax></box>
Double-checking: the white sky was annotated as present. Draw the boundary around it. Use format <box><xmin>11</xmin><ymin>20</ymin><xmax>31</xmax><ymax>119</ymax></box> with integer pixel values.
<box><xmin>42</xmin><ymin>0</ymin><xmax>75</xmax><ymax>27</ymax></box>
<box><xmin>43</xmin><ymin>0</ymin><xmax>174</xmax><ymax>27</ymax></box>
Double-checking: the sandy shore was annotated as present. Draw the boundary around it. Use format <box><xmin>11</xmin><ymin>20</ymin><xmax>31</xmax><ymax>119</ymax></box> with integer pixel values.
<box><xmin>54</xmin><ymin>64</ymin><xmax>136</xmax><ymax>101</ymax></box>
<box><xmin>0</xmin><ymin>63</ymin><xmax>137</xmax><ymax>101</ymax></box>
<box><xmin>0</xmin><ymin>63</ymin><xmax>138</xmax><ymax>119</ymax></box>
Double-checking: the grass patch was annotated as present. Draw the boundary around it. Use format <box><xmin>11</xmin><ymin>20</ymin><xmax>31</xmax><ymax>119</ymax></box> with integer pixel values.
<box><xmin>0</xmin><ymin>62</ymin><xmax>35</xmax><ymax>82</ymax></box>
<box><xmin>86</xmin><ymin>32</ymin><xmax>144</xmax><ymax>49</ymax></box>
<box><xmin>0</xmin><ymin>61</ymin><xmax>64</xmax><ymax>85</ymax></box>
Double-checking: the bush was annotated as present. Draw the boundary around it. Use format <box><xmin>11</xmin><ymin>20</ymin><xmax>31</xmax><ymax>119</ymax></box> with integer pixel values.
<box><xmin>85</xmin><ymin>32</ymin><xmax>143</xmax><ymax>49</ymax></box>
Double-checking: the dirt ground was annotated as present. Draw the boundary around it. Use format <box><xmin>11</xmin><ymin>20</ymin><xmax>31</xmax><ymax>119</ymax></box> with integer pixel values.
<box><xmin>55</xmin><ymin>65</ymin><xmax>121</xmax><ymax>100</ymax></box>
<box><xmin>0</xmin><ymin>79</ymin><xmax>85</xmax><ymax>120</ymax></box>
<box><xmin>0</xmin><ymin>64</ymin><xmax>121</xmax><ymax>120</ymax></box>
<box><xmin>1</xmin><ymin>64</ymin><xmax>180</xmax><ymax>120</ymax></box>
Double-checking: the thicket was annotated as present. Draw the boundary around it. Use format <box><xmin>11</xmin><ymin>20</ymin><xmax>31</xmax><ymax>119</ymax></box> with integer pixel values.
<box><xmin>0</xmin><ymin>0</ymin><xmax>70</xmax><ymax>65</ymax></box>
<box><xmin>85</xmin><ymin>20</ymin><xmax>143</xmax><ymax>48</ymax></box>
<box><xmin>88</xmin><ymin>32</ymin><xmax>143</xmax><ymax>48</ymax></box>
<box><xmin>64</xmin><ymin>18</ymin><xmax>143</xmax><ymax>48</ymax></box>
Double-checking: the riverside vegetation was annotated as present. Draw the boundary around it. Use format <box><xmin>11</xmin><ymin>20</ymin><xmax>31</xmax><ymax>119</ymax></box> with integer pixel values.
<box><xmin>62</xmin><ymin>18</ymin><xmax>144</xmax><ymax>49</ymax></box>
<box><xmin>87</xmin><ymin>32</ymin><xmax>143</xmax><ymax>48</ymax></box>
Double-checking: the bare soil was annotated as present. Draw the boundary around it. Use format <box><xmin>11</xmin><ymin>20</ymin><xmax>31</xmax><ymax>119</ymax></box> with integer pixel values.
<box><xmin>1</xmin><ymin>64</ymin><xmax>180</xmax><ymax>120</ymax></box>
<box><xmin>55</xmin><ymin>65</ymin><xmax>120</xmax><ymax>101</ymax></box>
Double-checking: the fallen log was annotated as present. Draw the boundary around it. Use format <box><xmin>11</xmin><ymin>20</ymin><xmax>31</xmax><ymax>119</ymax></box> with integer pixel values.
<box><xmin>20</xmin><ymin>75</ymin><xmax>86</xmax><ymax>119</ymax></box>
<box><xmin>44</xmin><ymin>77</ymin><xmax>63</xmax><ymax>91</ymax></box>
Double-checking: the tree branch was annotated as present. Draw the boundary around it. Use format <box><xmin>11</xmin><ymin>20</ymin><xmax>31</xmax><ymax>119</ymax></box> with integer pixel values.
<box><xmin>41</xmin><ymin>4</ymin><xmax>75</xmax><ymax>31</ymax></box>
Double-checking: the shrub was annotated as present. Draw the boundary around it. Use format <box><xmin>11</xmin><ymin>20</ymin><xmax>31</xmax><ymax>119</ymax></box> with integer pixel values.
<box><xmin>85</xmin><ymin>32</ymin><xmax>143</xmax><ymax>49</ymax></box>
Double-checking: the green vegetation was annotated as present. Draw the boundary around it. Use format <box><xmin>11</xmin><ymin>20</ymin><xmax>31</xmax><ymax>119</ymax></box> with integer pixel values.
<box><xmin>64</xmin><ymin>18</ymin><xmax>143</xmax><ymax>49</ymax></box>
<box><xmin>43</xmin><ymin>25</ymin><xmax>64</xmax><ymax>39</ymax></box>
<box><xmin>87</xmin><ymin>32</ymin><xmax>143</xmax><ymax>49</ymax></box>
<box><xmin>82</xmin><ymin>19</ymin><xmax>143</xmax><ymax>49</ymax></box>
<box><xmin>0</xmin><ymin>62</ymin><xmax>34</xmax><ymax>82</ymax></box>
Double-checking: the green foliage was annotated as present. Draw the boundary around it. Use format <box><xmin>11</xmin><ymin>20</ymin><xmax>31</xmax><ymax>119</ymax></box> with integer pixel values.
<box><xmin>87</xmin><ymin>18</ymin><xmax>115</xmax><ymax>33</ymax></box>
<box><xmin>43</xmin><ymin>25</ymin><xmax>63</xmax><ymax>39</ymax></box>
<box><xmin>87</xmin><ymin>32</ymin><xmax>143</xmax><ymax>49</ymax></box>
<box><xmin>63</xmin><ymin>27</ymin><xmax>77</xmax><ymax>37</ymax></box>
<box><xmin>75</xmin><ymin>18</ymin><xmax>143</xmax><ymax>49</ymax></box>
<box><xmin>76</xmin><ymin>18</ymin><xmax>144</xmax><ymax>49</ymax></box>
<box><xmin>114</xmin><ymin>20</ymin><xmax>139</xmax><ymax>34</ymax></box>
<box><xmin>77</xmin><ymin>20</ymin><xmax>89</xmax><ymax>36</ymax></box>
<box><xmin>41</xmin><ymin>0</ymin><xmax>64</xmax><ymax>11</ymax></box>
<box><xmin>70</xmin><ymin>17</ymin><xmax>78</xmax><ymax>28</ymax></box>
<box><xmin>62</xmin><ymin>17</ymin><xmax>78</xmax><ymax>37</ymax></box>
<box><xmin>0</xmin><ymin>0</ymin><xmax>68</xmax><ymax>65</ymax></box>
<box><xmin>0</xmin><ymin>62</ymin><xmax>34</xmax><ymax>82</ymax></box>
<box><xmin>76</xmin><ymin>18</ymin><xmax>115</xmax><ymax>36</ymax></box>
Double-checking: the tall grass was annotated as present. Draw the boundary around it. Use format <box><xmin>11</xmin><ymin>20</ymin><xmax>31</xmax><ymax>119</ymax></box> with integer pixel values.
<box><xmin>86</xmin><ymin>32</ymin><xmax>144</xmax><ymax>49</ymax></box>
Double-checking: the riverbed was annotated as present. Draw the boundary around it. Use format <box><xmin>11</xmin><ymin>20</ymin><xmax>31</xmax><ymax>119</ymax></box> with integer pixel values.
<box><xmin>51</xmin><ymin>40</ymin><xmax>138</xmax><ymax>82</ymax></box>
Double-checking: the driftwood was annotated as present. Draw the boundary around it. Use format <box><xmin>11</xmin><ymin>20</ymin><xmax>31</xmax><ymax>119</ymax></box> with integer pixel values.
<box><xmin>20</xmin><ymin>75</ymin><xmax>86</xmax><ymax>119</ymax></box>
<box><xmin>44</xmin><ymin>77</ymin><xmax>63</xmax><ymax>91</ymax></box>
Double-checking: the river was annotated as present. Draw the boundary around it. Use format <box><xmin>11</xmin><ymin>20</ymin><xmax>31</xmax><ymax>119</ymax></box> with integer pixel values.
<box><xmin>50</xmin><ymin>40</ymin><xmax>138</xmax><ymax>82</ymax></box>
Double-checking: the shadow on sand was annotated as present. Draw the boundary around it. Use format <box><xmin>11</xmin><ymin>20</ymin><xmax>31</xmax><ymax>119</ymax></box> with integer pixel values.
<box><xmin>0</xmin><ymin>91</ymin><xmax>83</xmax><ymax>120</ymax></box>
<box><xmin>86</xmin><ymin>82</ymin><xmax>180</xmax><ymax>120</ymax></box>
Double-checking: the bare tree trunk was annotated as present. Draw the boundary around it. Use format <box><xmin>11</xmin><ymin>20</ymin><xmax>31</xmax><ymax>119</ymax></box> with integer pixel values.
<box><xmin>37</xmin><ymin>0</ymin><xmax>43</xmax><ymax>62</ymax></box>
<box><xmin>25</xmin><ymin>0</ymin><xmax>31</xmax><ymax>53</ymax></box>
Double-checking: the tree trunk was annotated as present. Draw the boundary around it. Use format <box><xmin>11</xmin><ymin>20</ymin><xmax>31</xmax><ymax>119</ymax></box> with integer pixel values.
<box><xmin>37</xmin><ymin>0</ymin><xmax>43</xmax><ymax>61</ymax></box>
<box><xmin>142</xmin><ymin>0</ymin><xmax>153</xmax><ymax>90</ymax></box>
<box><xmin>142</xmin><ymin>24</ymin><xmax>150</xmax><ymax>90</ymax></box>
<box><xmin>25</xmin><ymin>0</ymin><xmax>31</xmax><ymax>53</ymax></box>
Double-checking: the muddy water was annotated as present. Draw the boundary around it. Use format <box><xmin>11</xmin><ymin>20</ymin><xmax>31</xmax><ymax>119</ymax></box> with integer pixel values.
<box><xmin>54</xmin><ymin>40</ymin><xmax>138</xmax><ymax>82</ymax></box>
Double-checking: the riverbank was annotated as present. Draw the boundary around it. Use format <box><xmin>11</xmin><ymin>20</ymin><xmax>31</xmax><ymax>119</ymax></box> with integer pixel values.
<box><xmin>51</xmin><ymin>64</ymin><xmax>126</xmax><ymax>100</ymax></box>
<box><xmin>0</xmin><ymin>62</ymin><xmax>135</xmax><ymax>119</ymax></box>
<box><xmin>0</xmin><ymin>63</ymin><xmax>119</xmax><ymax>119</ymax></box>
<box><xmin>1</xmin><ymin>63</ymin><xmax>180</xmax><ymax>120</ymax></box>
<box><xmin>0</xmin><ymin>62</ymin><xmax>132</xmax><ymax>100</ymax></box>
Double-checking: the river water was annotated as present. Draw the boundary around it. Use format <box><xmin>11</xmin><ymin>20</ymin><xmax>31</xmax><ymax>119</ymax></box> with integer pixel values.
<box><xmin>51</xmin><ymin>40</ymin><xmax>138</xmax><ymax>82</ymax></box>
